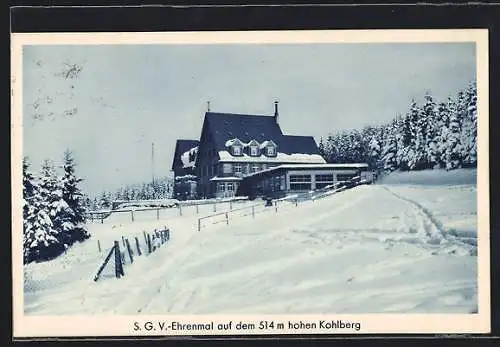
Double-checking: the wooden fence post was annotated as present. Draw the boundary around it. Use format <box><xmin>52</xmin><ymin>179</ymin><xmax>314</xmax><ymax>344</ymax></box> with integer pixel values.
<box><xmin>121</xmin><ymin>235</ymin><xmax>126</xmax><ymax>247</ymax></box>
<box><xmin>94</xmin><ymin>244</ymin><xmax>116</xmax><ymax>281</ymax></box>
<box><xmin>114</xmin><ymin>241</ymin><xmax>124</xmax><ymax>278</ymax></box>
<box><xmin>125</xmin><ymin>239</ymin><xmax>134</xmax><ymax>264</ymax></box>
<box><xmin>131</xmin><ymin>210</ymin><xmax>135</xmax><ymax>222</ymax></box>
<box><xmin>252</xmin><ymin>205</ymin><xmax>255</xmax><ymax>218</ymax></box>
<box><xmin>295</xmin><ymin>199</ymin><xmax>298</xmax><ymax>207</ymax></box>
<box><xmin>101</xmin><ymin>214</ymin><xmax>104</xmax><ymax>224</ymax></box>
<box><xmin>147</xmin><ymin>234</ymin><xmax>152</xmax><ymax>254</ymax></box>
<box><xmin>179</xmin><ymin>205</ymin><xmax>183</xmax><ymax>216</ymax></box>
<box><xmin>225</xmin><ymin>212</ymin><xmax>229</xmax><ymax>225</ymax></box>
<box><xmin>97</xmin><ymin>239</ymin><xmax>101</xmax><ymax>253</ymax></box>
<box><xmin>156</xmin><ymin>208</ymin><xmax>160</xmax><ymax>220</ymax></box>
<box><xmin>143</xmin><ymin>230</ymin><xmax>147</xmax><ymax>245</ymax></box>
<box><xmin>135</xmin><ymin>236</ymin><xmax>142</xmax><ymax>256</ymax></box>
<box><xmin>213</xmin><ymin>203</ymin><xmax>216</xmax><ymax>212</ymax></box>
<box><xmin>198</xmin><ymin>218</ymin><xmax>201</xmax><ymax>232</ymax></box>
<box><xmin>230</xmin><ymin>200</ymin><xmax>232</xmax><ymax>211</ymax></box>
<box><xmin>196</xmin><ymin>204</ymin><xmax>199</xmax><ymax>214</ymax></box>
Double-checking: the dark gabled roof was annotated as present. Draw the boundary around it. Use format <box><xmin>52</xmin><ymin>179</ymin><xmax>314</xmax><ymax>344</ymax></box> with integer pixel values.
<box><xmin>171</xmin><ymin>139</ymin><xmax>199</xmax><ymax>171</ymax></box>
<box><xmin>203</xmin><ymin>112</ymin><xmax>320</xmax><ymax>155</ymax></box>
<box><xmin>205</xmin><ymin>112</ymin><xmax>283</xmax><ymax>149</ymax></box>
<box><xmin>279</xmin><ymin>135</ymin><xmax>321</xmax><ymax>155</ymax></box>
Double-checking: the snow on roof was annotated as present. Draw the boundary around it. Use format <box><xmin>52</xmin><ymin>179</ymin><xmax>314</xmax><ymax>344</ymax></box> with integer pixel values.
<box><xmin>209</xmin><ymin>176</ymin><xmax>243</xmax><ymax>181</ymax></box>
<box><xmin>243</xmin><ymin>163</ymin><xmax>369</xmax><ymax>178</ymax></box>
<box><xmin>180</xmin><ymin>146</ymin><xmax>198</xmax><ymax>168</ymax></box>
<box><xmin>225</xmin><ymin>138</ymin><xmax>242</xmax><ymax>147</ymax></box>
<box><xmin>225</xmin><ymin>138</ymin><xmax>277</xmax><ymax>148</ymax></box>
<box><xmin>258</xmin><ymin>140</ymin><xmax>277</xmax><ymax>149</ymax></box>
<box><xmin>218</xmin><ymin>151</ymin><xmax>326</xmax><ymax>164</ymax></box>
<box><xmin>175</xmin><ymin>174</ymin><xmax>197</xmax><ymax>181</ymax></box>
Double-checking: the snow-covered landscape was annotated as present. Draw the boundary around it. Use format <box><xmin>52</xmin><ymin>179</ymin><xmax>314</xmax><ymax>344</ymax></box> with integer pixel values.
<box><xmin>23</xmin><ymin>169</ymin><xmax>478</xmax><ymax>315</ymax></box>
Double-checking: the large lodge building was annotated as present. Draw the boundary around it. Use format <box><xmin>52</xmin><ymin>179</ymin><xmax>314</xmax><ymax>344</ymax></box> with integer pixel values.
<box><xmin>171</xmin><ymin>102</ymin><xmax>371</xmax><ymax>200</ymax></box>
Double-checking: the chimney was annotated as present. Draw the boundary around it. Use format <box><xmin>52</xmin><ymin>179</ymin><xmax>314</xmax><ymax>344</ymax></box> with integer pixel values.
<box><xmin>274</xmin><ymin>100</ymin><xmax>279</xmax><ymax>123</ymax></box>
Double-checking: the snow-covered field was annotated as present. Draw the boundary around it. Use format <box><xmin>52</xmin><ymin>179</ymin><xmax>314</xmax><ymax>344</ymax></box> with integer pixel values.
<box><xmin>23</xmin><ymin>169</ymin><xmax>478</xmax><ymax>315</ymax></box>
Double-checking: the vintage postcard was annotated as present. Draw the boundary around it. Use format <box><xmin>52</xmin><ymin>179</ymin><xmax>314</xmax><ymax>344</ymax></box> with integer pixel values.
<box><xmin>11</xmin><ymin>29</ymin><xmax>490</xmax><ymax>337</ymax></box>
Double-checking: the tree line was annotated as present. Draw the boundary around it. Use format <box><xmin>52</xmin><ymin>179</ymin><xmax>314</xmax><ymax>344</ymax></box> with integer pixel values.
<box><xmin>23</xmin><ymin>150</ymin><xmax>90</xmax><ymax>264</ymax></box>
<box><xmin>85</xmin><ymin>177</ymin><xmax>174</xmax><ymax>210</ymax></box>
<box><xmin>319</xmin><ymin>83</ymin><xmax>477</xmax><ymax>173</ymax></box>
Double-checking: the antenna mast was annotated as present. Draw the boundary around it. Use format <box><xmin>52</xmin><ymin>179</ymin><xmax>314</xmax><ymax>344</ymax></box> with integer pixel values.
<box><xmin>151</xmin><ymin>142</ymin><xmax>155</xmax><ymax>185</ymax></box>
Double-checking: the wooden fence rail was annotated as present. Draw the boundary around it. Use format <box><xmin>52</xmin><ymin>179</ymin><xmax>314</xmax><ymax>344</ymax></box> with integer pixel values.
<box><xmin>86</xmin><ymin>198</ymin><xmax>249</xmax><ymax>223</ymax></box>
<box><xmin>196</xmin><ymin>176</ymin><xmax>368</xmax><ymax>232</ymax></box>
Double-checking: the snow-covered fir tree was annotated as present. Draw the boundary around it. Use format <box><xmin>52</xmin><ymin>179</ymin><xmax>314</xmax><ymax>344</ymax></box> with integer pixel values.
<box><xmin>422</xmin><ymin>93</ymin><xmax>440</xmax><ymax>169</ymax></box>
<box><xmin>445</xmin><ymin>96</ymin><xmax>463</xmax><ymax>170</ymax></box>
<box><xmin>22</xmin><ymin>157</ymin><xmax>40</xmax><ymax>264</ymax></box>
<box><xmin>396</xmin><ymin>112</ymin><xmax>412</xmax><ymax>170</ymax></box>
<box><xmin>461</xmin><ymin>84</ymin><xmax>478</xmax><ymax>167</ymax></box>
<box><xmin>436</xmin><ymin>101</ymin><xmax>451</xmax><ymax>168</ymax></box>
<box><xmin>60</xmin><ymin>150</ymin><xmax>90</xmax><ymax>243</ymax></box>
<box><xmin>368</xmin><ymin>135</ymin><xmax>381</xmax><ymax>170</ymax></box>
<box><xmin>407</xmin><ymin>100</ymin><xmax>426</xmax><ymax>170</ymax></box>
<box><xmin>24</xmin><ymin>160</ymin><xmax>66</xmax><ymax>263</ymax></box>
<box><xmin>381</xmin><ymin>119</ymin><xmax>398</xmax><ymax>172</ymax></box>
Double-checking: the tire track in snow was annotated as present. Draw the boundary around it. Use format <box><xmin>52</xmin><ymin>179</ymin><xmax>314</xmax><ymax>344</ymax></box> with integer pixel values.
<box><xmin>380</xmin><ymin>185</ymin><xmax>476</xmax><ymax>256</ymax></box>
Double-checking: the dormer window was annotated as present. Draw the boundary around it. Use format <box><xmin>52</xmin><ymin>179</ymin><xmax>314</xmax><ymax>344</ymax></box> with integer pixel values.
<box><xmin>267</xmin><ymin>146</ymin><xmax>275</xmax><ymax>156</ymax></box>
<box><xmin>250</xmin><ymin>146</ymin><xmax>258</xmax><ymax>156</ymax></box>
<box><xmin>233</xmin><ymin>146</ymin><xmax>242</xmax><ymax>156</ymax></box>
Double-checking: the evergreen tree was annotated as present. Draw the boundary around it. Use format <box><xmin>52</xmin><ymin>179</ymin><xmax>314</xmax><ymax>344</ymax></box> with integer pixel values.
<box><xmin>318</xmin><ymin>137</ymin><xmax>326</xmax><ymax>159</ymax></box>
<box><xmin>423</xmin><ymin>93</ymin><xmax>440</xmax><ymax>169</ymax></box>
<box><xmin>368</xmin><ymin>135</ymin><xmax>381</xmax><ymax>170</ymax></box>
<box><xmin>445</xmin><ymin>97</ymin><xmax>463</xmax><ymax>170</ymax></box>
<box><xmin>461</xmin><ymin>84</ymin><xmax>477</xmax><ymax>167</ymax></box>
<box><xmin>24</xmin><ymin>160</ymin><xmax>65</xmax><ymax>263</ymax></box>
<box><xmin>436</xmin><ymin>101</ymin><xmax>451</xmax><ymax>168</ymax></box>
<box><xmin>396</xmin><ymin>113</ymin><xmax>412</xmax><ymax>170</ymax></box>
<box><xmin>60</xmin><ymin>150</ymin><xmax>90</xmax><ymax>243</ymax></box>
<box><xmin>22</xmin><ymin>158</ymin><xmax>39</xmax><ymax>264</ymax></box>
<box><xmin>381</xmin><ymin>119</ymin><xmax>398</xmax><ymax>172</ymax></box>
<box><xmin>407</xmin><ymin>100</ymin><xmax>427</xmax><ymax>170</ymax></box>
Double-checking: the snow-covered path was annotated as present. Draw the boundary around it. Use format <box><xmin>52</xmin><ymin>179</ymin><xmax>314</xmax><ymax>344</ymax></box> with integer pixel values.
<box><xmin>23</xmin><ymin>183</ymin><xmax>478</xmax><ymax>315</ymax></box>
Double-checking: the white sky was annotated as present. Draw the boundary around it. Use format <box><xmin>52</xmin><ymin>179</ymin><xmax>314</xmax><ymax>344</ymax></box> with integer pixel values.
<box><xmin>22</xmin><ymin>42</ymin><xmax>476</xmax><ymax>196</ymax></box>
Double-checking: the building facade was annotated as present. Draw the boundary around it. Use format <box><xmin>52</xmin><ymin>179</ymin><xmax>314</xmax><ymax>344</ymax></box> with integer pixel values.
<box><xmin>193</xmin><ymin>102</ymin><xmax>327</xmax><ymax>198</ymax></box>
<box><xmin>171</xmin><ymin>139</ymin><xmax>199</xmax><ymax>200</ymax></box>
<box><xmin>236</xmin><ymin>163</ymin><xmax>372</xmax><ymax>199</ymax></box>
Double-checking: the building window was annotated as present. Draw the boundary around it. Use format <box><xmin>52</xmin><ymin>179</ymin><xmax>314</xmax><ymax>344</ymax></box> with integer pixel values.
<box><xmin>315</xmin><ymin>174</ymin><xmax>334</xmax><ymax>189</ymax></box>
<box><xmin>290</xmin><ymin>174</ymin><xmax>312</xmax><ymax>191</ymax></box>
<box><xmin>227</xmin><ymin>183</ymin><xmax>234</xmax><ymax>192</ymax></box>
<box><xmin>217</xmin><ymin>183</ymin><xmax>225</xmax><ymax>193</ymax></box>
<box><xmin>337</xmin><ymin>173</ymin><xmax>356</xmax><ymax>182</ymax></box>
<box><xmin>234</xmin><ymin>163</ymin><xmax>242</xmax><ymax>176</ymax></box>
<box><xmin>267</xmin><ymin>146</ymin><xmax>275</xmax><ymax>156</ymax></box>
<box><xmin>262</xmin><ymin>163</ymin><xmax>267</xmax><ymax>170</ymax></box>
<box><xmin>250</xmin><ymin>146</ymin><xmax>258</xmax><ymax>156</ymax></box>
<box><xmin>223</xmin><ymin>163</ymin><xmax>233</xmax><ymax>174</ymax></box>
<box><xmin>233</xmin><ymin>146</ymin><xmax>242</xmax><ymax>155</ymax></box>
<box><xmin>251</xmin><ymin>164</ymin><xmax>260</xmax><ymax>173</ymax></box>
